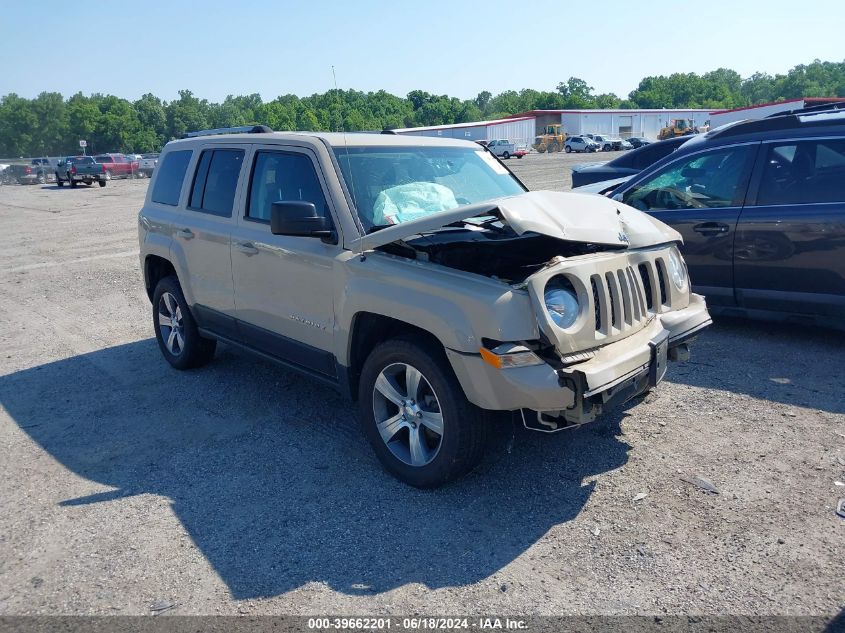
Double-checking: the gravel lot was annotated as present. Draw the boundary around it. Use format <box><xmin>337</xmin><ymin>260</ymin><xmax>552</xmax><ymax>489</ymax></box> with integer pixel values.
<box><xmin>506</xmin><ymin>149</ymin><xmax>620</xmax><ymax>191</ymax></box>
<box><xmin>0</xmin><ymin>160</ymin><xmax>843</xmax><ymax>618</ymax></box>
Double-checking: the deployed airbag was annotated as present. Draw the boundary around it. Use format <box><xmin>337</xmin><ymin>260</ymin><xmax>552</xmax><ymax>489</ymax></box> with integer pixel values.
<box><xmin>373</xmin><ymin>182</ymin><xmax>458</xmax><ymax>225</ymax></box>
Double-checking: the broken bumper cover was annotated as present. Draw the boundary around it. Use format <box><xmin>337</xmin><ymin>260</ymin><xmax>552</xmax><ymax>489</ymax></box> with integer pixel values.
<box><xmin>446</xmin><ymin>293</ymin><xmax>711</xmax><ymax>418</ymax></box>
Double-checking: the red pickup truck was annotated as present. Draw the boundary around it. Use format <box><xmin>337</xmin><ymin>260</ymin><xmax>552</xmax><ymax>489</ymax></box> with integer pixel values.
<box><xmin>93</xmin><ymin>154</ymin><xmax>138</xmax><ymax>179</ymax></box>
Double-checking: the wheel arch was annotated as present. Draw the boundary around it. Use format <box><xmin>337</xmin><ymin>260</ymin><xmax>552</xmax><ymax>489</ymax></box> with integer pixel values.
<box><xmin>143</xmin><ymin>254</ymin><xmax>177</xmax><ymax>303</ymax></box>
<box><xmin>344</xmin><ymin>312</ymin><xmax>448</xmax><ymax>402</ymax></box>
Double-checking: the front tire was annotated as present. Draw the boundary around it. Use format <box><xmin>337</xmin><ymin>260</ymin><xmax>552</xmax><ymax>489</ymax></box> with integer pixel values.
<box><xmin>152</xmin><ymin>275</ymin><xmax>216</xmax><ymax>370</ymax></box>
<box><xmin>358</xmin><ymin>337</ymin><xmax>486</xmax><ymax>488</ymax></box>
<box><xmin>98</xmin><ymin>179</ymin><xmax>106</xmax><ymax>187</ymax></box>
<box><xmin>564</xmin><ymin>145</ymin><xmax>572</xmax><ymax>153</ymax></box>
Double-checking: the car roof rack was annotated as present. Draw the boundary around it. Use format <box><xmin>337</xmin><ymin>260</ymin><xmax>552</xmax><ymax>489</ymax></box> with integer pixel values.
<box><xmin>765</xmin><ymin>101</ymin><xmax>845</xmax><ymax>118</ymax></box>
<box><xmin>182</xmin><ymin>125</ymin><xmax>273</xmax><ymax>139</ymax></box>
<box><xmin>709</xmin><ymin>104</ymin><xmax>845</xmax><ymax>140</ymax></box>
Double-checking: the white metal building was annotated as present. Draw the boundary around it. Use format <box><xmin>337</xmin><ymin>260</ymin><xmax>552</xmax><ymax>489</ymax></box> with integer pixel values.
<box><xmin>514</xmin><ymin>109</ymin><xmax>711</xmax><ymax>141</ymax></box>
<box><xmin>392</xmin><ymin>116</ymin><xmax>536</xmax><ymax>147</ymax></box>
<box><xmin>708</xmin><ymin>97</ymin><xmax>845</xmax><ymax>128</ymax></box>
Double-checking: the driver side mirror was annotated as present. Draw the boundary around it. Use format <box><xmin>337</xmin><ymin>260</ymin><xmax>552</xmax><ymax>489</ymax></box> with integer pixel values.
<box><xmin>270</xmin><ymin>201</ymin><xmax>336</xmax><ymax>243</ymax></box>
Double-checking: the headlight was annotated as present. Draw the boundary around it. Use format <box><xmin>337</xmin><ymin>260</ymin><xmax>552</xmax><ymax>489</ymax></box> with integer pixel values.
<box><xmin>544</xmin><ymin>277</ymin><xmax>580</xmax><ymax>329</ymax></box>
<box><xmin>668</xmin><ymin>246</ymin><xmax>688</xmax><ymax>290</ymax></box>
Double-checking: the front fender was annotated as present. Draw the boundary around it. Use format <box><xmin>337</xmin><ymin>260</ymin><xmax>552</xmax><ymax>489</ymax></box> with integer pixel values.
<box><xmin>333</xmin><ymin>252</ymin><xmax>539</xmax><ymax>364</ymax></box>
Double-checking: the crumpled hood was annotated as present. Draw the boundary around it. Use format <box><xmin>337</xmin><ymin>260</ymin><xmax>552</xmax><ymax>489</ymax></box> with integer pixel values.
<box><xmin>352</xmin><ymin>190</ymin><xmax>681</xmax><ymax>251</ymax></box>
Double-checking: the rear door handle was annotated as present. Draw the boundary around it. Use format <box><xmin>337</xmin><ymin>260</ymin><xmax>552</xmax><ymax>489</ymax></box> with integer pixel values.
<box><xmin>235</xmin><ymin>241</ymin><xmax>259</xmax><ymax>256</ymax></box>
<box><xmin>693</xmin><ymin>222</ymin><xmax>730</xmax><ymax>236</ymax></box>
<box><xmin>175</xmin><ymin>228</ymin><xmax>194</xmax><ymax>239</ymax></box>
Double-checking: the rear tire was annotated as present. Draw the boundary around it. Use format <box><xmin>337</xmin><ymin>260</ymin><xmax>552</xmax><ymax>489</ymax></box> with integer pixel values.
<box><xmin>98</xmin><ymin>180</ymin><xmax>106</xmax><ymax>187</ymax></box>
<box><xmin>152</xmin><ymin>275</ymin><xmax>216</xmax><ymax>370</ymax></box>
<box><xmin>69</xmin><ymin>178</ymin><xmax>77</xmax><ymax>188</ymax></box>
<box><xmin>56</xmin><ymin>174</ymin><xmax>64</xmax><ymax>187</ymax></box>
<box><xmin>358</xmin><ymin>336</ymin><xmax>486</xmax><ymax>488</ymax></box>
<box><xmin>502</xmin><ymin>151</ymin><xmax>510</xmax><ymax>159</ymax></box>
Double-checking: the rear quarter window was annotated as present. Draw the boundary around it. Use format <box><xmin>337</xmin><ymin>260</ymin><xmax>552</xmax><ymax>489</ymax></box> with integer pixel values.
<box><xmin>151</xmin><ymin>150</ymin><xmax>193</xmax><ymax>206</ymax></box>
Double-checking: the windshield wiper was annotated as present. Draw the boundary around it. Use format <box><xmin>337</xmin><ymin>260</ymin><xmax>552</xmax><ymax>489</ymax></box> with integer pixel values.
<box><xmin>445</xmin><ymin>216</ymin><xmax>508</xmax><ymax>233</ymax></box>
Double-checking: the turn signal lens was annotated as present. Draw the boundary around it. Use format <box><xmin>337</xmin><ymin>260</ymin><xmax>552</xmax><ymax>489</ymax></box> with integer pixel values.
<box><xmin>480</xmin><ymin>346</ymin><xmax>544</xmax><ymax>369</ymax></box>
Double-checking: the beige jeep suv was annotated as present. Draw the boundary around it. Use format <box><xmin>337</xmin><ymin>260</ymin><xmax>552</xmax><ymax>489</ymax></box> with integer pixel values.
<box><xmin>138</xmin><ymin>125</ymin><xmax>711</xmax><ymax>487</ymax></box>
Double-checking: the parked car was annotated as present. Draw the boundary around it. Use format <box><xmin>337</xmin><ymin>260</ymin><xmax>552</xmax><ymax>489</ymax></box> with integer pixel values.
<box><xmin>6</xmin><ymin>159</ymin><xmax>52</xmax><ymax>184</ymax></box>
<box><xmin>564</xmin><ymin>136</ymin><xmax>600</xmax><ymax>153</ymax></box>
<box><xmin>628</xmin><ymin>137</ymin><xmax>651</xmax><ymax>149</ymax></box>
<box><xmin>94</xmin><ymin>153</ymin><xmax>136</xmax><ymax>179</ymax></box>
<box><xmin>138</xmin><ymin>153</ymin><xmax>159</xmax><ymax>178</ymax></box>
<box><xmin>592</xmin><ymin>134</ymin><xmax>625</xmax><ymax>152</ymax></box>
<box><xmin>608</xmin><ymin>105</ymin><xmax>845</xmax><ymax>330</ymax></box>
<box><xmin>571</xmin><ymin>136</ymin><xmax>692</xmax><ymax>188</ymax></box>
<box><xmin>55</xmin><ymin>156</ymin><xmax>108</xmax><ymax>188</ymax></box>
<box><xmin>138</xmin><ymin>125</ymin><xmax>710</xmax><ymax>487</ymax></box>
<box><xmin>486</xmin><ymin>139</ymin><xmax>522</xmax><ymax>159</ymax></box>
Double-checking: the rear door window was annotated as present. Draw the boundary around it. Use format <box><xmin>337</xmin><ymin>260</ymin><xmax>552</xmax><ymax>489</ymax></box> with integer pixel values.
<box><xmin>247</xmin><ymin>151</ymin><xmax>329</xmax><ymax>222</ymax></box>
<box><xmin>756</xmin><ymin>138</ymin><xmax>845</xmax><ymax>205</ymax></box>
<box><xmin>188</xmin><ymin>149</ymin><xmax>244</xmax><ymax>217</ymax></box>
<box><xmin>151</xmin><ymin>150</ymin><xmax>193</xmax><ymax>206</ymax></box>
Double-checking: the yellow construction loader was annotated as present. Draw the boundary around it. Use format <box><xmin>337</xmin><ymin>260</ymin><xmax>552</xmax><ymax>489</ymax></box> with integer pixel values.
<box><xmin>658</xmin><ymin>118</ymin><xmax>696</xmax><ymax>140</ymax></box>
<box><xmin>533</xmin><ymin>124</ymin><xmax>567</xmax><ymax>153</ymax></box>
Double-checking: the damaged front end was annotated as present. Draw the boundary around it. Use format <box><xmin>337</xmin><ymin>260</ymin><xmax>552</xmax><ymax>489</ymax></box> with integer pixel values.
<box><xmin>360</xmin><ymin>191</ymin><xmax>712</xmax><ymax>428</ymax></box>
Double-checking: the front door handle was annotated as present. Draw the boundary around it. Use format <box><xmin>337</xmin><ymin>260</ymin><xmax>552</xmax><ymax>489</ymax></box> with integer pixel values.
<box><xmin>693</xmin><ymin>222</ymin><xmax>730</xmax><ymax>236</ymax></box>
<box><xmin>175</xmin><ymin>228</ymin><xmax>194</xmax><ymax>239</ymax></box>
<box><xmin>235</xmin><ymin>241</ymin><xmax>259</xmax><ymax>256</ymax></box>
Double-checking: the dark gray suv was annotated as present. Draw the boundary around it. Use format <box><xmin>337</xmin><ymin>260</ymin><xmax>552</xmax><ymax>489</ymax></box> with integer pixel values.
<box><xmin>609</xmin><ymin>105</ymin><xmax>845</xmax><ymax>330</ymax></box>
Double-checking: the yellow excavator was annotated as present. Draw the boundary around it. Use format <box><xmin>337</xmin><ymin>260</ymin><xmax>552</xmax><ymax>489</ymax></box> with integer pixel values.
<box><xmin>533</xmin><ymin>124</ymin><xmax>567</xmax><ymax>153</ymax></box>
<box><xmin>658</xmin><ymin>118</ymin><xmax>696</xmax><ymax>140</ymax></box>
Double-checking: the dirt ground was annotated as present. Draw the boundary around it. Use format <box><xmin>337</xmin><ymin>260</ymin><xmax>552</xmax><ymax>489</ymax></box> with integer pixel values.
<box><xmin>0</xmin><ymin>163</ymin><xmax>843</xmax><ymax>618</ymax></box>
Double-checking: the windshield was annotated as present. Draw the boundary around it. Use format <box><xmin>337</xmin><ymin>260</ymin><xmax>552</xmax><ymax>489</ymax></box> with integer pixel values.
<box><xmin>334</xmin><ymin>146</ymin><xmax>525</xmax><ymax>232</ymax></box>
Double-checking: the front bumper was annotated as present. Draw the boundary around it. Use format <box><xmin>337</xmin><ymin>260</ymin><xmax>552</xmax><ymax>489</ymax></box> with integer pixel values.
<box><xmin>446</xmin><ymin>293</ymin><xmax>711</xmax><ymax>421</ymax></box>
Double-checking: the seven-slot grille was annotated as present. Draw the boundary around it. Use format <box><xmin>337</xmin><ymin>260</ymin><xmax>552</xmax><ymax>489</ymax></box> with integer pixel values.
<box><xmin>590</xmin><ymin>257</ymin><xmax>670</xmax><ymax>338</ymax></box>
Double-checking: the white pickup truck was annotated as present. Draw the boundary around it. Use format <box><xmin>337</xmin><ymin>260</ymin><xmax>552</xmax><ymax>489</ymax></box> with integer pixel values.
<box><xmin>591</xmin><ymin>135</ymin><xmax>625</xmax><ymax>152</ymax></box>
<box><xmin>486</xmin><ymin>139</ymin><xmax>528</xmax><ymax>159</ymax></box>
<box><xmin>138</xmin><ymin>153</ymin><xmax>159</xmax><ymax>178</ymax></box>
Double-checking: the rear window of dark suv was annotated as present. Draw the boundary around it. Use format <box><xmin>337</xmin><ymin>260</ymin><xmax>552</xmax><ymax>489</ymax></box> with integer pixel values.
<box><xmin>151</xmin><ymin>150</ymin><xmax>193</xmax><ymax>206</ymax></box>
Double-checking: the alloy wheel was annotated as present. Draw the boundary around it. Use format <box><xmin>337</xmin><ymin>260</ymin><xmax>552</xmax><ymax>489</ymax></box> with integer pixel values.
<box><xmin>372</xmin><ymin>362</ymin><xmax>444</xmax><ymax>467</ymax></box>
<box><xmin>157</xmin><ymin>292</ymin><xmax>185</xmax><ymax>356</ymax></box>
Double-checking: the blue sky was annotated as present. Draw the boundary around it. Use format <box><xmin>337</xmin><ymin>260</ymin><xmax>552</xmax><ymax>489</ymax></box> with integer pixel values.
<box><xmin>2</xmin><ymin>0</ymin><xmax>843</xmax><ymax>102</ymax></box>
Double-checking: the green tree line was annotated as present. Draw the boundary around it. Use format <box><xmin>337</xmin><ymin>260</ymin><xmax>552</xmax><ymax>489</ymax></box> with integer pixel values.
<box><xmin>1</xmin><ymin>59</ymin><xmax>843</xmax><ymax>157</ymax></box>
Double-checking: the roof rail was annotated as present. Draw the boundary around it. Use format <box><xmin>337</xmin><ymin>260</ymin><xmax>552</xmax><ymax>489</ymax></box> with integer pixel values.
<box><xmin>765</xmin><ymin>101</ymin><xmax>845</xmax><ymax>118</ymax></box>
<box><xmin>182</xmin><ymin>125</ymin><xmax>273</xmax><ymax>139</ymax></box>
<box><xmin>709</xmin><ymin>105</ymin><xmax>845</xmax><ymax>140</ymax></box>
